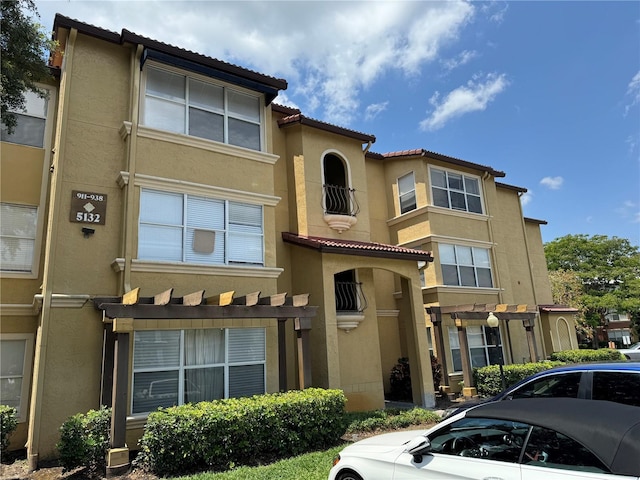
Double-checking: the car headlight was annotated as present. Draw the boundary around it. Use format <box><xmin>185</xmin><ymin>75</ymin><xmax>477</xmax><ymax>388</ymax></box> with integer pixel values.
<box><xmin>332</xmin><ymin>454</ymin><xmax>341</xmax><ymax>467</ymax></box>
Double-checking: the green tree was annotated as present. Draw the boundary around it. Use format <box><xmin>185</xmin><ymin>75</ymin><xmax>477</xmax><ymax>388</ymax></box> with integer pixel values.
<box><xmin>1</xmin><ymin>0</ymin><xmax>54</xmax><ymax>134</ymax></box>
<box><xmin>545</xmin><ymin>234</ymin><xmax>640</xmax><ymax>346</ymax></box>
<box><xmin>548</xmin><ymin>269</ymin><xmax>590</xmax><ymax>339</ymax></box>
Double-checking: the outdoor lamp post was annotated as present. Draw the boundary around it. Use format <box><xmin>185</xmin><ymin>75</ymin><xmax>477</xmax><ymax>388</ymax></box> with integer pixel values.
<box><xmin>487</xmin><ymin>312</ymin><xmax>507</xmax><ymax>390</ymax></box>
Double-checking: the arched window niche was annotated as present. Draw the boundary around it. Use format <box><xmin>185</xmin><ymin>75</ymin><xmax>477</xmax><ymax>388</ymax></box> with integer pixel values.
<box><xmin>322</xmin><ymin>151</ymin><xmax>359</xmax><ymax>233</ymax></box>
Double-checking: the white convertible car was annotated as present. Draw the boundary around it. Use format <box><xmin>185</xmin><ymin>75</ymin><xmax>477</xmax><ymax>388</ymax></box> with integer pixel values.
<box><xmin>329</xmin><ymin>398</ymin><xmax>640</xmax><ymax>480</ymax></box>
<box><xmin>619</xmin><ymin>342</ymin><xmax>640</xmax><ymax>360</ymax></box>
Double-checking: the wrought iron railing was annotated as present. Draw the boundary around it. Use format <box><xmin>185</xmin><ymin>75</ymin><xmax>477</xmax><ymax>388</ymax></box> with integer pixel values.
<box><xmin>335</xmin><ymin>281</ymin><xmax>368</xmax><ymax>313</ymax></box>
<box><xmin>323</xmin><ymin>184</ymin><xmax>360</xmax><ymax>216</ymax></box>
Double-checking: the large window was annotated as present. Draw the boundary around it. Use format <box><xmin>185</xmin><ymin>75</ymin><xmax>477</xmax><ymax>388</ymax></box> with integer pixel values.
<box><xmin>0</xmin><ymin>90</ymin><xmax>48</xmax><ymax>148</ymax></box>
<box><xmin>138</xmin><ymin>190</ymin><xmax>264</xmax><ymax>266</ymax></box>
<box><xmin>449</xmin><ymin>326</ymin><xmax>502</xmax><ymax>372</ymax></box>
<box><xmin>0</xmin><ymin>334</ymin><xmax>34</xmax><ymax>422</ymax></box>
<box><xmin>132</xmin><ymin>328</ymin><xmax>265</xmax><ymax>415</ymax></box>
<box><xmin>430</xmin><ymin>168</ymin><xmax>483</xmax><ymax>214</ymax></box>
<box><xmin>439</xmin><ymin>244</ymin><xmax>493</xmax><ymax>288</ymax></box>
<box><xmin>398</xmin><ymin>172</ymin><xmax>417</xmax><ymax>214</ymax></box>
<box><xmin>143</xmin><ymin>66</ymin><xmax>262</xmax><ymax>151</ymax></box>
<box><xmin>1</xmin><ymin>203</ymin><xmax>38</xmax><ymax>273</ymax></box>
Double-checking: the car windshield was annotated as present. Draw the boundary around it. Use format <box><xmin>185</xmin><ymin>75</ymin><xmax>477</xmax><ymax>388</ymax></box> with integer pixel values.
<box><xmin>622</xmin><ymin>342</ymin><xmax>640</xmax><ymax>350</ymax></box>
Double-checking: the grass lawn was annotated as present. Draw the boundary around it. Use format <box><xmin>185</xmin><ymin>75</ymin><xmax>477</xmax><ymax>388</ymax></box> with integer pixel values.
<box><xmin>172</xmin><ymin>445</ymin><xmax>345</xmax><ymax>480</ymax></box>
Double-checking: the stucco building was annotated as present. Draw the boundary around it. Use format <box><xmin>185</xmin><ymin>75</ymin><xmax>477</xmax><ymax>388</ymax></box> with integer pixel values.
<box><xmin>0</xmin><ymin>15</ymin><xmax>578</xmax><ymax>470</ymax></box>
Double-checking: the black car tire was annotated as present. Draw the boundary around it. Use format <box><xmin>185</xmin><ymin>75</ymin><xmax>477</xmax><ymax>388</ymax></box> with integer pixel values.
<box><xmin>336</xmin><ymin>470</ymin><xmax>364</xmax><ymax>480</ymax></box>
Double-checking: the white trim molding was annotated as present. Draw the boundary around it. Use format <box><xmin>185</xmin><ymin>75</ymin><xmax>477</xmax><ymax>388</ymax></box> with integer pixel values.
<box><xmin>137</xmin><ymin>125</ymin><xmax>280</xmax><ymax>165</ymax></box>
<box><xmin>387</xmin><ymin>204</ymin><xmax>490</xmax><ymax>227</ymax></box>
<box><xmin>0</xmin><ymin>294</ymin><xmax>90</xmax><ymax>316</ymax></box>
<box><xmin>111</xmin><ymin>258</ymin><xmax>283</xmax><ymax>278</ymax></box>
<box><xmin>117</xmin><ymin>172</ymin><xmax>280</xmax><ymax>207</ymax></box>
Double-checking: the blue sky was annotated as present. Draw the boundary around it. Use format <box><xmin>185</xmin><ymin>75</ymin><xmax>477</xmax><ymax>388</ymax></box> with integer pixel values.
<box><xmin>33</xmin><ymin>1</ymin><xmax>640</xmax><ymax>246</ymax></box>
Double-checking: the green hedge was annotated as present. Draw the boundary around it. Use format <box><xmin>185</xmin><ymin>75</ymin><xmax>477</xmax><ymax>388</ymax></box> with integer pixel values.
<box><xmin>549</xmin><ymin>348</ymin><xmax>625</xmax><ymax>363</ymax></box>
<box><xmin>0</xmin><ymin>405</ymin><xmax>18</xmax><ymax>456</ymax></box>
<box><xmin>136</xmin><ymin>388</ymin><xmax>347</xmax><ymax>476</ymax></box>
<box><xmin>56</xmin><ymin>406</ymin><xmax>111</xmax><ymax>473</ymax></box>
<box><xmin>56</xmin><ymin>406</ymin><xmax>111</xmax><ymax>474</ymax></box>
<box><xmin>474</xmin><ymin>361</ymin><xmax>564</xmax><ymax>397</ymax></box>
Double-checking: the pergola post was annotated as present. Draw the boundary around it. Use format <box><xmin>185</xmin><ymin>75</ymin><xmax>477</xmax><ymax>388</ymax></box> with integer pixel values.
<box><xmin>107</xmin><ymin>317</ymin><xmax>132</xmax><ymax>477</ymax></box>
<box><xmin>295</xmin><ymin>317</ymin><xmax>312</xmax><ymax>388</ymax></box>
<box><xmin>428</xmin><ymin>307</ymin><xmax>449</xmax><ymax>391</ymax></box>
<box><xmin>523</xmin><ymin>317</ymin><xmax>539</xmax><ymax>362</ymax></box>
<box><xmin>454</xmin><ymin>318</ymin><xmax>476</xmax><ymax>398</ymax></box>
<box><xmin>278</xmin><ymin>318</ymin><xmax>287</xmax><ymax>391</ymax></box>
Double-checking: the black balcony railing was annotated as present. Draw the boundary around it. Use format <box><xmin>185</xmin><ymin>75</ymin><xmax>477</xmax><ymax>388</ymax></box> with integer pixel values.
<box><xmin>335</xmin><ymin>281</ymin><xmax>368</xmax><ymax>313</ymax></box>
<box><xmin>323</xmin><ymin>184</ymin><xmax>360</xmax><ymax>216</ymax></box>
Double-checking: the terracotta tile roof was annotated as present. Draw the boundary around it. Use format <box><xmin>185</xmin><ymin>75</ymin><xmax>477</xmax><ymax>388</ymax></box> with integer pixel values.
<box><xmin>496</xmin><ymin>181</ymin><xmax>527</xmax><ymax>193</ymax></box>
<box><xmin>277</xmin><ymin>114</ymin><xmax>375</xmax><ymax>143</ymax></box>
<box><xmin>538</xmin><ymin>304</ymin><xmax>580</xmax><ymax>313</ymax></box>
<box><xmin>524</xmin><ymin>217</ymin><xmax>548</xmax><ymax>225</ymax></box>
<box><xmin>282</xmin><ymin>232</ymin><xmax>433</xmax><ymax>262</ymax></box>
<box><xmin>272</xmin><ymin>103</ymin><xmax>301</xmax><ymax>115</ymax></box>
<box><xmin>367</xmin><ymin>148</ymin><xmax>506</xmax><ymax>178</ymax></box>
<box><xmin>53</xmin><ymin>14</ymin><xmax>287</xmax><ymax>91</ymax></box>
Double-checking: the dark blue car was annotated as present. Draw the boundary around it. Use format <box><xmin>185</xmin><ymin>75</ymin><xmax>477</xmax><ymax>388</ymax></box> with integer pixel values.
<box><xmin>444</xmin><ymin>361</ymin><xmax>640</xmax><ymax>418</ymax></box>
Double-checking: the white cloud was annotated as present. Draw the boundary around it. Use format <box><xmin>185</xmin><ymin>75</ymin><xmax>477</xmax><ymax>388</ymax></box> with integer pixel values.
<box><xmin>419</xmin><ymin>72</ymin><xmax>509</xmax><ymax>131</ymax></box>
<box><xmin>34</xmin><ymin>0</ymin><xmax>476</xmax><ymax>126</ymax></box>
<box><xmin>540</xmin><ymin>176</ymin><xmax>564</xmax><ymax>190</ymax></box>
<box><xmin>364</xmin><ymin>102</ymin><xmax>389</xmax><ymax>121</ymax></box>
<box><xmin>616</xmin><ymin>200</ymin><xmax>640</xmax><ymax>224</ymax></box>
<box><xmin>441</xmin><ymin>50</ymin><xmax>478</xmax><ymax>72</ymax></box>
<box><xmin>520</xmin><ymin>190</ymin><xmax>533</xmax><ymax>206</ymax></box>
<box><xmin>625</xmin><ymin>70</ymin><xmax>640</xmax><ymax>116</ymax></box>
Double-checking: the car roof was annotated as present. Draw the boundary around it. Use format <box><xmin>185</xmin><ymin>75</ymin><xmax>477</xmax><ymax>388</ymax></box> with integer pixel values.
<box><xmin>539</xmin><ymin>361</ymin><xmax>640</xmax><ymax>373</ymax></box>
<box><xmin>465</xmin><ymin>398</ymin><xmax>640</xmax><ymax>476</ymax></box>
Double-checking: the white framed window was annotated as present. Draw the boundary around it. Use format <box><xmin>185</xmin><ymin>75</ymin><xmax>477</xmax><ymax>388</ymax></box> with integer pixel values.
<box><xmin>398</xmin><ymin>172</ymin><xmax>417</xmax><ymax>214</ymax></box>
<box><xmin>131</xmin><ymin>328</ymin><xmax>265</xmax><ymax>415</ymax></box>
<box><xmin>0</xmin><ymin>334</ymin><xmax>35</xmax><ymax>422</ymax></box>
<box><xmin>142</xmin><ymin>65</ymin><xmax>262</xmax><ymax>151</ymax></box>
<box><xmin>448</xmin><ymin>326</ymin><xmax>502</xmax><ymax>372</ymax></box>
<box><xmin>430</xmin><ymin>167</ymin><xmax>483</xmax><ymax>214</ymax></box>
<box><xmin>138</xmin><ymin>189</ymin><xmax>264</xmax><ymax>266</ymax></box>
<box><xmin>1</xmin><ymin>203</ymin><xmax>38</xmax><ymax>273</ymax></box>
<box><xmin>439</xmin><ymin>243</ymin><xmax>493</xmax><ymax>288</ymax></box>
<box><xmin>0</xmin><ymin>90</ymin><xmax>48</xmax><ymax>148</ymax></box>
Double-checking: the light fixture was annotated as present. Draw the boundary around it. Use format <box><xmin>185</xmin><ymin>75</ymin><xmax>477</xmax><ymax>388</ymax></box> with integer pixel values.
<box><xmin>486</xmin><ymin>311</ymin><xmax>499</xmax><ymax>328</ymax></box>
<box><xmin>486</xmin><ymin>311</ymin><xmax>506</xmax><ymax>390</ymax></box>
<box><xmin>82</xmin><ymin>227</ymin><xmax>95</xmax><ymax>238</ymax></box>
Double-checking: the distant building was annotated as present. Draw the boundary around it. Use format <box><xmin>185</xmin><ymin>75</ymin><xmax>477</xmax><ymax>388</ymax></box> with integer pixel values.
<box><xmin>0</xmin><ymin>14</ymin><xmax>577</xmax><ymax>470</ymax></box>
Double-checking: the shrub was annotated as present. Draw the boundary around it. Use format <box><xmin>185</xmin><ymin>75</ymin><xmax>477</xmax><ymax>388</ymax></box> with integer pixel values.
<box><xmin>0</xmin><ymin>405</ymin><xmax>18</xmax><ymax>456</ymax></box>
<box><xmin>56</xmin><ymin>406</ymin><xmax>111</xmax><ymax>474</ymax></box>
<box><xmin>431</xmin><ymin>355</ymin><xmax>442</xmax><ymax>392</ymax></box>
<box><xmin>343</xmin><ymin>407</ymin><xmax>440</xmax><ymax>434</ymax></box>
<box><xmin>136</xmin><ymin>388</ymin><xmax>346</xmax><ymax>477</ymax></box>
<box><xmin>389</xmin><ymin>357</ymin><xmax>412</xmax><ymax>401</ymax></box>
<box><xmin>549</xmin><ymin>348</ymin><xmax>624</xmax><ymax>363</ymax></box>
<box><xmin>474</xmin><ymin>361</ymin><xmax>564</xmax><ymax>397</ymax></box>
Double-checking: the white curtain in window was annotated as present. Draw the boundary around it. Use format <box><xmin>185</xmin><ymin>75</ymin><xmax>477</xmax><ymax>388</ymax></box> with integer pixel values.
<box><xmin>184</xmin><ymin>329</ymin><xmax>225</xmax><ymax>403</ymax></box>
<box><xmin>184</xmin><ymin>329</ymin><xmax>224</xmax><ymax>365</ymax></box>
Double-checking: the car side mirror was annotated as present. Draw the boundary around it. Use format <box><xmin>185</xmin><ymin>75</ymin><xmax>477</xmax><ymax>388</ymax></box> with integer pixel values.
<box><xmin>405</xmin><ymin>435</ymin><xmax>431</xmax><ymax>462</ymax></box>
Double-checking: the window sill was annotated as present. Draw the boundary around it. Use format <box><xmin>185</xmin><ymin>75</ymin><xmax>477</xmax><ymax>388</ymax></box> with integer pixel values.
<box><xmin>387</xmin><ymin>205</ymin><xmax>489</xmax><ymax>227</ymax></box>
<box><xmin>421</xmin><ymin>285</ymin><xmax>501</xmax><ymax>295</ymax></box>
<box><xmin>135</xmin><ymin>125</ymin><xmax>279</xmax><ymax>165</ymax></box>
<box><xmin>111</xmin><ymin>258</ymin><xmax>283</xmax><ymax>278</ymax></box>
